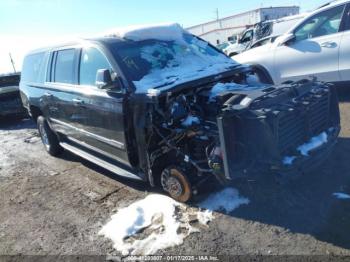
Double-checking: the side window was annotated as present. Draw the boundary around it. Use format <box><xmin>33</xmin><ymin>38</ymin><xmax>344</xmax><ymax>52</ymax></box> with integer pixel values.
<box><xmin>240</xmin><ymin>30</ymin><xmax>253</xmax><ymax>43</ymax></box>
<box><xmin>22</xmin><ymin>52</ymin><xmax>48</xmax><ymax>83</ymax></box>
<box><xmin>54</xmin><ymin>49</ymin><xmax>76</xmax><ymax>84</ymax></box>
<box><xmin>79</xmin><ymin>47</ymin><xmax>111</xmax><ymax>86</ymax></box>
<box><xmin>294</xmin><ymin>5</ymin><xmax>345</xmax><ymax>41</ymax></box>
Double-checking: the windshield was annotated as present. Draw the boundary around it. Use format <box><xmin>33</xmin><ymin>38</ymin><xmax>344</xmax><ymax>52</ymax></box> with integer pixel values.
<box><xmin>217</xmin><ymin>42</ymin><xmax>229</xmax><ymax>50</ymax></box>
<box><xmin>111</xmin><ymin>34</ymin><xmax>238</xmax><ymax>93</ymax></box>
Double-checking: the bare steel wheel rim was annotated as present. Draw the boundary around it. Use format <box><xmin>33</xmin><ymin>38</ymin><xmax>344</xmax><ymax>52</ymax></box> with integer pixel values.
<box><xmin>39</xmin><ymin>123</ymin><xmax>49</xmax><ymax>146</ymax></box>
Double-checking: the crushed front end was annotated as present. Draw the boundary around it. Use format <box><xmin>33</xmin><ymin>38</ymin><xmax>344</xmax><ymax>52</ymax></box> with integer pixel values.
<box><xmin>139</xmin><ymin>76</ymin><xmax>340</xmax><ymax>200</ymax></box>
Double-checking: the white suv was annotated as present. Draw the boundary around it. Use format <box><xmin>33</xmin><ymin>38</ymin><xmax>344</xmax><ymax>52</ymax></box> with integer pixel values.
<box><xmin>234</xmin><ymin>0</ymin><xmax>350</xmax><ymax>85</ymax></box>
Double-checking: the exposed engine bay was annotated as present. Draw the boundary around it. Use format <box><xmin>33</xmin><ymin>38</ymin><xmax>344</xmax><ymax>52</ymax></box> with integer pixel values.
<box><xmin>133</xmin><ymin>73</ymin><xmax>340</xmax><ymax>202</ymax></box>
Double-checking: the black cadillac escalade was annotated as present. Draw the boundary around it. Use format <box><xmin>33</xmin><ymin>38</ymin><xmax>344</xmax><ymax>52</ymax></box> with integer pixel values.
<box><xmin>20</xmin><ymin>24</ymin><xmax>340</xmax><ymax>202</ymax></box>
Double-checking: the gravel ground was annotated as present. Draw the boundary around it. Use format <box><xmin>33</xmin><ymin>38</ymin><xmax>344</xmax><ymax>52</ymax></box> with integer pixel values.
<box><xmin>0</xmin><ymin>94</ymin><xmax>350</xmax><ymax>258</ymax></box>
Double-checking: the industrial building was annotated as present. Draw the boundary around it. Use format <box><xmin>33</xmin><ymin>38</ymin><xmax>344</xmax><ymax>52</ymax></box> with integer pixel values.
<box><xmin>187</xmin><ymin>6</ymin><xmax>300</xmax><ymax>45</ymax></box>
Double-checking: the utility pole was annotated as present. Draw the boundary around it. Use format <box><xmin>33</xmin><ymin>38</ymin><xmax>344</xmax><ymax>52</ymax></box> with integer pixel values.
<box><xmin>215</xmin><ymin>8</ymin><xmax>219</xmax><ymax>21</ymax></box>
<box><xmin>9</xmin><ymin>53</ymin><xmax>16</xmax><ymax>73</ymax></box>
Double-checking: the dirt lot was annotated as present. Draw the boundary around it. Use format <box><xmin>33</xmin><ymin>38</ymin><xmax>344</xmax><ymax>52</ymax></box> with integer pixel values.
<box><xmin>1</xmin><ymin>94</ymin><xmax>350</xmax><ymax>258</ymax></box>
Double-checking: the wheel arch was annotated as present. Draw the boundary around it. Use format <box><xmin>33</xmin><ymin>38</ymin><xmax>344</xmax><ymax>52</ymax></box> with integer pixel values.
<box><xmin>29</xmin><ymin>105</ymin><xmax>43</xmax><ymax>121</ymax></box>
<box><xmin>250</xmin><ymin>64</ymin><xmax>274</xmax><ymax>85</ymax></box>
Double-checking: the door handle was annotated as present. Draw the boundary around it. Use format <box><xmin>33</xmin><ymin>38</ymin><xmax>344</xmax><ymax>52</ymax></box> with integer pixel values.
<box><xmin>320</xmin><ymin>41</ymin><xmax>337</xmax><ymax>48</ymax></box>
<box><xmin>72</xmin><ymin>98</ymin><xmax>84</xmax><ymax>106</ymax></box>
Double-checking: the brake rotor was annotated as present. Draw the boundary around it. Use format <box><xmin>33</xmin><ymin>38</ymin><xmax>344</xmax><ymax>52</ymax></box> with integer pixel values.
<box><xmin>161</xmin><ymin>167</ymin><xmax>192</xmax><ymax>203</ymax></box>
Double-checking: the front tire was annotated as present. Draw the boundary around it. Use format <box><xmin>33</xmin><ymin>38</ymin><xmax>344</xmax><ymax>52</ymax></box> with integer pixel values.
<box><xmin>37</xmin><ymin>116</ymin><xmax>63</xmax><ymax>156</ymax></box>
<box><xmin>161</xmin><ymin>166</ymin><xmax>192</xmax><ymax>203</ymax></box>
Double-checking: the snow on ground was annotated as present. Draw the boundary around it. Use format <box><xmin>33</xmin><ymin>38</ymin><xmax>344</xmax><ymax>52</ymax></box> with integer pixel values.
<box><xmin>104</xmin><ymin>23</ymin><xmax>186</xmax><ymax>44</ymax></box>
<box><xmin>99</xmin><ymin>188</ymin><xmax>249</xmax><ymax>255</ymax></box>
<box><xmin>198</xmin><ymin>187</ymin><xmax>250</xmax><ymax>213</ymax></box>
<box><xmin>99</xmin><ymin>194</ymin><xmax>211</xmax><ymax>255</ymax></box>
<box><xmin>333</xmin><ymin>193</ymin><xmax>350</xmax><ymax>200</ymax></box>
<box><xmin>297</xmin><ymin>132</ymin><xmax>328</xmax><ymax>156</ymax></box>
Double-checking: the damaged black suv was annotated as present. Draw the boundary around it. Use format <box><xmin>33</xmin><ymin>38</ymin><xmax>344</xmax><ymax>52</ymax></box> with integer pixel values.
<box><xmin>20</xmin><ymin>24</ymin><xmax>340</xmax><ymax>202</ymax></box>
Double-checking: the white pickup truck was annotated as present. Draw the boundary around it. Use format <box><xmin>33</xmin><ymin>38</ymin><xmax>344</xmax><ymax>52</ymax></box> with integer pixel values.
<box><xmin>224</xmin><ymin>13</ymin><xmax>306</xmax><ymax>57</ymax></box>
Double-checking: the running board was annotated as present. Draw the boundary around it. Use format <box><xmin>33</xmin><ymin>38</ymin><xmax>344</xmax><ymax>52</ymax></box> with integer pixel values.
<box><xmin>59</xmin><ymin>142</ymin><xmax>143</xmax><ymax>181</ymax></box>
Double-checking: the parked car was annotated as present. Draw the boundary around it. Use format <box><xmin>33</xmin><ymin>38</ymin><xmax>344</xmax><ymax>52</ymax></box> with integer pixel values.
<box><xmin>247</xmin><ymin>35</ymin><xmax>280</xmax><ymax>50</ymax></box>
<box><xmin>225</xmin><ymin>13</ymin><xmax>306</xmax><ymax>57</ymax></box>
<box><xmin>0</xmin><ymin>73</ymin><xmax>26</xmax><ymax>120</ymax></box>
<box><xmin>20</xmin><ymin>24</ymin><xmax>340</xmax><ymax>202</ymax></box>
<box><xmin>234</xmin><ymin>0</ymin><xmax>350</xmax><ymax>85</ymax></box>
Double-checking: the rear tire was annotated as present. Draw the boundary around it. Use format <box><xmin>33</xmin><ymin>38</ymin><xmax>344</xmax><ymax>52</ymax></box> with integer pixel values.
<box><xmin>37</xmin><ymin>116</ymin><xmax>63</xmax><ymax>156</ymax></box>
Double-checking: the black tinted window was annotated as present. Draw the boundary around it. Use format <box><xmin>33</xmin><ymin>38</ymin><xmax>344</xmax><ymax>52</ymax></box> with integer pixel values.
<box><xmin>345</xmin><ymin>6</ymin><xmax>350</xmax><ymax>30</ymax></box>
<box><xmin>22</xmin><ymin>52</ymin><xmax>48</xmax><ymax>83</ymax></box>
<box><xmin>54</xmin><ymin>49</ymin><xmax>76</xmax><ymax>84</ymax></box>
<box><xmin>79</xmin><ymin>47</ymin><xmax>111</xmax><ymax>86</ymax></box>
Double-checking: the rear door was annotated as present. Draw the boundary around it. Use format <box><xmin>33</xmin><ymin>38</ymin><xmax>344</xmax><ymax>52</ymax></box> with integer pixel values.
<box><xmin>75</xmin><ymin>45</ymin><xmax>131</xmax><ymax>166</ymax></box>
<box><xmin>48</xmin><ymin>47</ymin><xmax>87</xmax><ymax>141</ymax></box>
<box><xmin>272</xmin><ymin>4</ymin><xmax>346</xmax><ymax>84</ymax></box>
<box><xmin>339</xmin><ymin>4</ymin><xmax>350</xmax><ymax>81</ymax></box>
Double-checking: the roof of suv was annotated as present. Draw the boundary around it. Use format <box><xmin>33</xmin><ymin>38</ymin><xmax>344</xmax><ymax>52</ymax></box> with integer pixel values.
<box><xmin>26</xmin><ymin>37</ymin><xmax>125</xmax><ymax>56</ymax></box>
<box><xmin>26</xmin><ymin>23</ymin><xmax>187</xmax><ymax>56</ymax></box>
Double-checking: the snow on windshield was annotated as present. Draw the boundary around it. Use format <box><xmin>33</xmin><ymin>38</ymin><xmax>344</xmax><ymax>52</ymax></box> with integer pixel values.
<box><xmin>136</xmin><ymin>39</ymin><xmax>235</xmax><ymax>93</ymax></box>
<box><xmin>113</xmin><ymin>33</ymin><xmax>238</xmax><ymax>94</ymax></box>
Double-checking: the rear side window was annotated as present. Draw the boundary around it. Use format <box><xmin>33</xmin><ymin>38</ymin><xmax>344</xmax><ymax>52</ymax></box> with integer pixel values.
<box><xmin>54</xmin><ymin>49</ymin><xmax>76</xmax><ymax>84</ymax></box>
<box><xmin>22</xmin><ymin>52</ymin><xmax>48</xmax><ymax>83</ymax></box>
<box><xmin>79</xmin><ymin>47</ymin><xmax>111</xmax><ymax>86</ymax></box>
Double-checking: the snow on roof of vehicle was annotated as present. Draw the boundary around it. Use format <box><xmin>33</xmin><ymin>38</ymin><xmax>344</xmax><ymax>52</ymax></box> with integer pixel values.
<box><xmin>104</xmin><ymin>23</ymin><xmax>187</xmax><ymax>43</ymax></box>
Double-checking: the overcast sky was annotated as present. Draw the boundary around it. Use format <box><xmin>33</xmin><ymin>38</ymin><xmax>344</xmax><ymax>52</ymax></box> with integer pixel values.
<box><xmin>0</xmin><ymin>0</ymin><xmax>328</xmax><ymax>74</ymax></box>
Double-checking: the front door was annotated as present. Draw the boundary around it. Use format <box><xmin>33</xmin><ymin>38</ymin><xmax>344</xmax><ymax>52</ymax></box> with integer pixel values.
<box><xmin>272</xmin><ymin>4</ymin><xmax>346</xmax><ymax>84</ymax></box>
<box><xmin>75</xmin><ymin>46</ymin><xmax>131</xmax><ymax>166</ymax></box>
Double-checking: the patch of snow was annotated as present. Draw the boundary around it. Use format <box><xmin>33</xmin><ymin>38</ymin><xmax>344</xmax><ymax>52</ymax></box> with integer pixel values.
<box><xmin>147</xmin><ymin>88</ymin><xmax>161</xmax><ymax>97</ymax></box>
<box><xmin>181</xmin><ymin>115</ymin><xmax>200</xmax><ymax>127</ymax></box>
<box><xmin>209</xmin><ymin>82</ymin><xmax>262</xmax><ymax>102</ymax></box>
<box><xmin>240</xmin><ymin>97</ymin><xmax>253</xmax><ymax>107</ymax></box>
<box><xmin>199</xmin><ymin>188</ymin><xmax>250</xmax><ymax>213</ymax></box>
<box><xmin>246</xmin><ymin>74</ymin><xmax>262</xmax><ymax>86</ymax></box>
<box><xmin>99</xmin><ymin>194</ymin><xmax>212</xmax><ymax>256</ymax></box>
<box><xmin>297</xmin><ymin>132</ymin><xmax>328</xmax><ymax>156</ymax></box>
<box><xmin>333</xmin><ymin>193</ymin><xmax>350</xmax><ymax>200</ymax></box>
<box><xmin>104</xmin><ymin>23</ymin><xmax>186</xmax><ymax>44</ymax></box>
<box><xmin>283</xmin><ymin>156</ymin><xmax>297</xmax><ymax>166</ymax></box>
<box><xmin>99</xmin><ymin>188</ymin><xmax>249</xmax><ymax>255</ymax></box>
